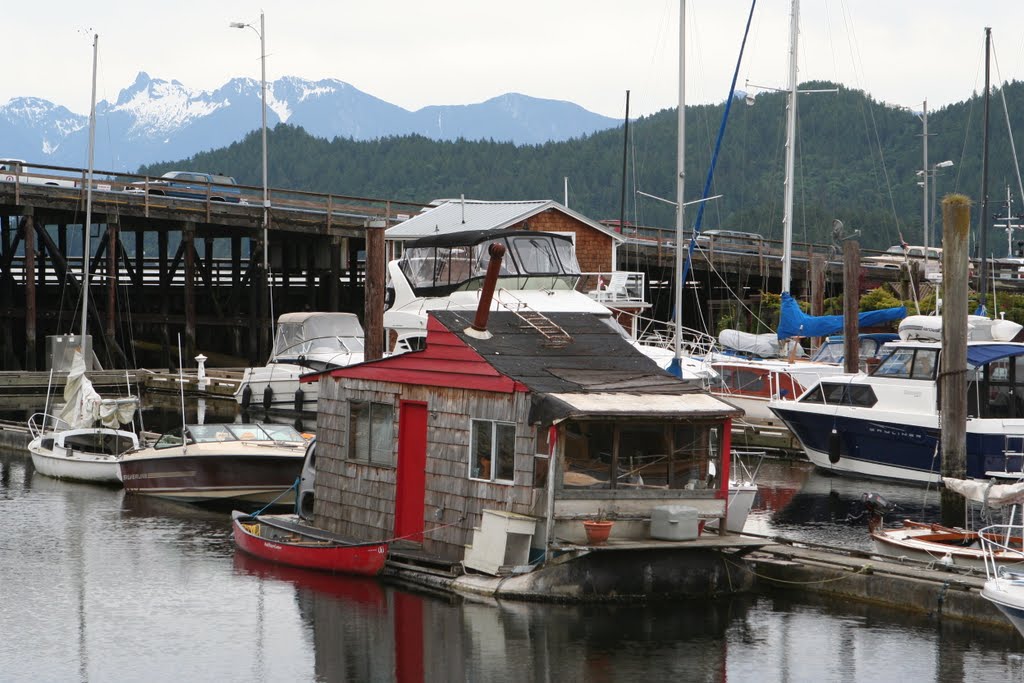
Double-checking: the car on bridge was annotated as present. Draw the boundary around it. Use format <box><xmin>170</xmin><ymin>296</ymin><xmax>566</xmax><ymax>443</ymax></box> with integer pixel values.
<box><xmin>0</xmin><ymin>158</ymin><xmax>80</xmax><ymax>189</ymax></box>
<box><xmin>694</xmin><ymin>229</ymin><xmax>765</xmax><ymax>254</ymax></box>
<box><xmin>128</xmin><ymin>171</ymin><xmax>245</xmax><ymax>203</ymax></box>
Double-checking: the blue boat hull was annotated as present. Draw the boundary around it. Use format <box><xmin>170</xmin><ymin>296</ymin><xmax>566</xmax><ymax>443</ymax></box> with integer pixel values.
<box><xmin>772</xmin><ymin>407</ymin><xmax>1023</xmax><ymax>483</ymax></box>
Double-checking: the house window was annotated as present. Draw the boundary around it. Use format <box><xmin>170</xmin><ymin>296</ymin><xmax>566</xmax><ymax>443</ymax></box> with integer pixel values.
<box><xmin>348</xmin><ymin>401</ymin><xmax>395</xmax><ymax>466</ymax></box>
<box><xmin>470</xmin><ymin>419</ymin><xmax>516</xmax><ymax>483</ymax></box>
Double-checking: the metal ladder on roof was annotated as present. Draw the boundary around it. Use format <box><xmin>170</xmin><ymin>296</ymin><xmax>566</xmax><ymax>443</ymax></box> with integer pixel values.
<box><xmin>497</xmin><ymin>294</ymin><xmax>573</xmax><ymax>347</ymax></box>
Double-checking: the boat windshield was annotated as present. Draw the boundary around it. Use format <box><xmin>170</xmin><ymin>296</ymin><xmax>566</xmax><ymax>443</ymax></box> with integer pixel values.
<box><xmin>399</xmin><ymin>232</ymin><xmax>581</xmax><ymax>295</ymax></box>
<box><xmin>165</xmin><ymin>423</ymin><xmax>307</xmax><ymax>445</ymax></box>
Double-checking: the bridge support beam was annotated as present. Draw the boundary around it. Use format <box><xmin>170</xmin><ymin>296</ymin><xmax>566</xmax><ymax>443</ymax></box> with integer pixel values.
<box><xmin>184</xmin><ymin>221</ymin><xmax>196</xmax><ymax>364</ymax></box>
<box><xmin>23</xmin><ymin>212</ymin><xmax>36</xmax><ymax>371</ymax></box>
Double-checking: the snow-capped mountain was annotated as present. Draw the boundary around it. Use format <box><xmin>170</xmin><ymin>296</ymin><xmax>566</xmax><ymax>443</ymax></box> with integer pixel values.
<box><xmin>0</xmin><ymin>73</ymin><xmax>619</xmax><ymax>172</ymax></box>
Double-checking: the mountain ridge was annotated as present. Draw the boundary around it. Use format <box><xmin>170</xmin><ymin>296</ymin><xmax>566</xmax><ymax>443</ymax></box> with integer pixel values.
<box><xmin>0</xmin><ymin>73</ymin><xmax>620</xmax><ymax>171</ymax></box>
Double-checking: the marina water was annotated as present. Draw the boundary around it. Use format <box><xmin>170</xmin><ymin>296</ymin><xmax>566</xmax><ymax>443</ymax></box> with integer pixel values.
<box><xmin>2</xmin><ymin>419</ymin><xmax>1023</xmax><ymax>681</ymax></box>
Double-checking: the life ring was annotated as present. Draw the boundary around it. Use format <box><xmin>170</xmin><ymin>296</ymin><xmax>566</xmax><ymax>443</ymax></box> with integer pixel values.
<box><xmin>4</xmin><ymin>175</ymin><xmax>13</xmax><ymax>182</ymax></box>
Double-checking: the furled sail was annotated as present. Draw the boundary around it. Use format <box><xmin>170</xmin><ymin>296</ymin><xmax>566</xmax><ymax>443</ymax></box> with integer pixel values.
<box><xmin>58</xmin><ymin>350</ymin><xmax>137</xmax><ymax>429</ymax></box>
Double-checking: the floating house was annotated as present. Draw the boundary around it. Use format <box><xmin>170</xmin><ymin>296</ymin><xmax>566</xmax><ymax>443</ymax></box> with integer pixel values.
<box><xmin>304</xmin><ymin>270</ymin><xmax>758</xmax><ymax>599</ymax></box>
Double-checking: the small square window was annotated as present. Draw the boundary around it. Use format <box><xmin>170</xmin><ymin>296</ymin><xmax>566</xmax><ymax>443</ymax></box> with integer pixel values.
<box><xmin>348</xmin><ymin>401</ymin><xmax>395</xmax><ymax>466</ymax></box>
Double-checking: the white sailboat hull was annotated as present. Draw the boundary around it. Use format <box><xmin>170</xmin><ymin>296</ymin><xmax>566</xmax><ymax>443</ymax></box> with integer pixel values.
<box><xmin>28</xmin><ymin>427</ymin><xmax>136</xmax><ymax>484</ymax></box>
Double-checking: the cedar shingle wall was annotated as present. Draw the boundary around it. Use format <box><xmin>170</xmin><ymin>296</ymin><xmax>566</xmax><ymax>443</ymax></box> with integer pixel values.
<box><xmin>314</xmin><ymin>377</ymin><xmax>538</xmax><ymax>561</ymax></box>
<box><xmin>524</xmin><ymin>209</ymin><xmax>613</xmax><ymax>273</ymax></box>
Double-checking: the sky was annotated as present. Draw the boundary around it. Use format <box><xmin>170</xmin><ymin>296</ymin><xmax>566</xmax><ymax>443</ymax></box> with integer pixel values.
<box><xmin>5</xmin><ymin>1</ymin><xmax>1024</xmax><ymax>119</ymax></box>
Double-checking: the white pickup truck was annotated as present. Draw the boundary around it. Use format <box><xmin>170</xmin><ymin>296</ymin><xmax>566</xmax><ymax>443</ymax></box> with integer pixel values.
<box><xmin>0</xmin><ymin>158</ymin><xmax>109</xmax><ymax>190</ymax></box>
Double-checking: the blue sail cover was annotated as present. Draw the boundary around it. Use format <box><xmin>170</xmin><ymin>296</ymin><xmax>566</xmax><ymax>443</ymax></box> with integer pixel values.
<box><xmin>776</xmin><ymin>292</ymin><xmax>906</xmax><ymax>340</ymax></box>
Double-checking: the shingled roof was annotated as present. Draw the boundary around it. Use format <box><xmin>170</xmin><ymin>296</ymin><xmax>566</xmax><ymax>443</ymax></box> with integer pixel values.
<box><xmin>431</xmin><ymin>310</ymin><xmax>740</xmax><ymax>423</ymax></box>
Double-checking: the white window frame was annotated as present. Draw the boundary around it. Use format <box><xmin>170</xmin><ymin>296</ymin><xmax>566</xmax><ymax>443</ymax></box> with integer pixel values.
<box><xmin>469</xmin><ymin>418</ymin><xmax>516</xmax><ymax>484</ymax></box>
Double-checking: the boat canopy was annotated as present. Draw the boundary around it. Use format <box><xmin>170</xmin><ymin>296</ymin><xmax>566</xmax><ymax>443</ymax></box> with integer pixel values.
<box><xmin>272</xmin><ymin>312</ymin><xmax>365</xmax><ymax>359</ymax></box>
<box><xmin>944</xmin><ymin>476</ymin><xmax>1024</xmax><ymax>507</ymax></box>
<box><xmin>398</xmin><ymin>230</ymin><xmax>581</xmax><ymax>297</ymax></box>
<box><xmin>966</xmin><ymin>343</ymin><xmax>1024</xmax><ymax>367</ymax></box>
<box><xmin>777</xmin><ymin>292</ymin><xmax>906</xmax><ymax>340</ymax></box>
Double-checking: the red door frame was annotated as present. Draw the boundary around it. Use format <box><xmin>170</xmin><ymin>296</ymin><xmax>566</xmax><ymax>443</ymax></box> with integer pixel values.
<box><xmin>394</xmin><ymin>400</ymin><xmax>428</xmax><ymax>542</ymax></box>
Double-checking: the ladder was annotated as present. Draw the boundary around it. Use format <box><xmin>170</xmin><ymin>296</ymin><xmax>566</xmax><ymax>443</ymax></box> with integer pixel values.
<box><xmin>497</xmin><ymin>296</ymin><xmax>572</xmax><ymax>347</ymax></box>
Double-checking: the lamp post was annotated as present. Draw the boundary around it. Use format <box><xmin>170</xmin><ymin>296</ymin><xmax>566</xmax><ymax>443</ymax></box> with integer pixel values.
<box><xmin>231</xmin><ymin>12</ymin><xmax>272</xmax><ymax>351</ymax></box>
<box><xmin>930</xmin><ymin>160</ymin><xmax>954</xmax><ymax>248</ymax></box>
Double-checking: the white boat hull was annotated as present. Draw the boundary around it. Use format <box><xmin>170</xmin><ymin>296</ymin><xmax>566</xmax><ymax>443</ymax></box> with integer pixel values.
<box><xmin>983</xmin><ymin>579</ymin><xmax>1024</xmax><ymax>638</ymax></box>
<box><xmin>29</xmin><ymin>439</ymin><xmax>124</xmax><ymax>484</ymax></box>
<box><xmin>235</xmin><ymin>364</ymin><xmax>322</xmax><ymax>410</ymax></box>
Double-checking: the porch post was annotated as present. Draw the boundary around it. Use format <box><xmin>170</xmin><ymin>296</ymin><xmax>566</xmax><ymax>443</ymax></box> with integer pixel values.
<box><xmin>544</xmin><ymin>424</ymin><xmax>560</xmax><ymax>562</ymax></box>
<box><xmin>719</xmin><ymin>418</ymin><xmax>732</xmax><ymax>535</ymax></box>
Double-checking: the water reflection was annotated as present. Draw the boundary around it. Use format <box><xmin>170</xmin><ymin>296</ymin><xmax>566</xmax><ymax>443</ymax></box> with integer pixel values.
<box><xmin>2</xmin><ymin>449</ymin><xmax>1024</xmax><ymax>682</ymax></box>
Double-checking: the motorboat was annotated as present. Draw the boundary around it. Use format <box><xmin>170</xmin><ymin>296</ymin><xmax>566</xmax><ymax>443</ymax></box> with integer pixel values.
<box><xmin>28</xmin><ymin>349</ymin><xmax>139</xmax><ymax>484</ymax></box>
<box><xmin>119</xmin><ymin>422</ymin><xmax>308</xmax><ymax>505</ymax></box>
<box><xmin>769</xmin><ymin>330</ymin><xmax>1024</xmax><ymax>483</ymax></box>
<box><xmin>234</xmin><ymin>312</ymin><xmax>365</xmax><ymax>412</ymax></box>
<box><xmin>383</xmin><ymin>229</ymin><xmax>714</xmax><ymax>381</ymax></box>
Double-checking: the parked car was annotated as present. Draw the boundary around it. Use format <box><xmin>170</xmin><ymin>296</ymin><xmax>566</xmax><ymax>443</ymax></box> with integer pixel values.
<box><xmin>0</xmin><ymin>158</ymin><xmax>79</xmax><ymax>188</ymax></box>
<box><xmin>128</xmin><ymin>171</ymin><xmax>245</xmax><ymax>203</ymax></box>
<box><xmin>695</xmin><ymin>229</ymin><xmax>765</xmax><ymax>254</ymax></box>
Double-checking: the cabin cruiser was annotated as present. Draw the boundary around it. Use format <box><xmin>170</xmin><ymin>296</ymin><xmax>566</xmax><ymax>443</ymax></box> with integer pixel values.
<box><xmin>234</xmin><ymin>312</ymin><xmax>365</xmax><ymax>412</ymax></box>
<box><xmin>384</xmin><ymin>229</ymin><xmax>712</xmax><ymax>379</ymax></box>
<box><xmin>769</xmin><ymin>326</ymin><xmax>1024</xmax><ymax>483</ymax></box>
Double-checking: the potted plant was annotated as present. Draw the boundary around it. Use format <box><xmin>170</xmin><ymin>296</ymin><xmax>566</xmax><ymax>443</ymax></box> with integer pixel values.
<box><xmin>582</xmin><ymin>511</ymin><xmax>614</xmax><ymax>545</ymax></box>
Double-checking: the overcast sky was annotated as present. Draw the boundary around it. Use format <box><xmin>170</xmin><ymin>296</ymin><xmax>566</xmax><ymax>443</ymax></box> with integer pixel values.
<box><xmin>6</xmin><ymin>1</ymin><xmax>1024</xmax><ymax>119</ymax></box>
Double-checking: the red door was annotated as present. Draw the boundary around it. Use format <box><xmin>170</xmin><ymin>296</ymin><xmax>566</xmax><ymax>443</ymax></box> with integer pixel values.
<box><xmin>394</xmin><ymin>400</ymin><xmax>428</xmax><ymax>542</ymax></box>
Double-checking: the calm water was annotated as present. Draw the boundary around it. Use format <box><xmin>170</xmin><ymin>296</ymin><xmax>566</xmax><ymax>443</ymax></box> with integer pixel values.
<box><xmin>2</xmin><ymin>430</ymin><xmax>1024</xmax><ymax>681</ymax></box>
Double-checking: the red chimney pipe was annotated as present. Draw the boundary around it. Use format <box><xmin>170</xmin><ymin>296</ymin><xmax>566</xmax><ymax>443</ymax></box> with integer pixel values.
<box><xmin>469</xmin><ymin>242</ymin><xmax>507</xmax><ymax>335</ymax></box>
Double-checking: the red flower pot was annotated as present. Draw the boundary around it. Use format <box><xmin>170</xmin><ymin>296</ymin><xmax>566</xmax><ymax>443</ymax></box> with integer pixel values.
<box><xmin>583</xmin><ymin>520</ymin><xmax>614</xmax><ymax>545</ymax></box>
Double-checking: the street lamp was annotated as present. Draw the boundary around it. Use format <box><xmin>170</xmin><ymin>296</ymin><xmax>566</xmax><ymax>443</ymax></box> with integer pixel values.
<box><xmin>231</xmin><ymin>12</ymin><xmax>272</xmax><ymax>346</ymax></box>
<box><xmin>930</xmin><ymin>160</ymin><xmax>954</xmax><ymax>248</ymax></box>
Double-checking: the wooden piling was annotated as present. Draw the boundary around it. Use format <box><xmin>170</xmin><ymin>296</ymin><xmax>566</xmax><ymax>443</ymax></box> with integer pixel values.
<box><xmin>810</xmin><ymin>255</ymin><xmax>826</xmax><ymax>349</ymax></box>
<box><xmin>23</xmin><ymin>213</ymin><xmax>36</xmax><ymax>371</ymax></box>
<box><xmin>364</xmin><ymin>220</ymin><xmax>386</xmax><ymax>361</ymax></box>
<box><xmin>842</xmin><ymin>241</ymin><xmax>860</xmax><ymax>375</ymax></box>
<box><xmin>940</xmin><ymin>194</ymin><xmax>970</xmax><ymax>527</ymax></box>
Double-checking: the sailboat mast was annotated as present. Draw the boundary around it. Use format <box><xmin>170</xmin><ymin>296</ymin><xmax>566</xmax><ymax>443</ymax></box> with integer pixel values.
<box><xmin>781</xmin><ymin>0</ymin><xmax>799</xmax><ymax>295</ymax></box>
<box><xmin>80</xmin><ymin>34</ymin><xmax>98</xmax><ymax>348</ymax></box>
<box><xmin>979</xmin><ymin>26</ymin><xmax>992</xmax><ymax>309</ymax></box>
<box><xmin>673</xmin><ymin>0</ymin><xmax>686</xmax><ymax>364</ymax></box>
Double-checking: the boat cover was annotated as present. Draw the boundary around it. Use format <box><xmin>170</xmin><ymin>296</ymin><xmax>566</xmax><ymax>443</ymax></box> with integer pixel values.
<box><xmin>58</xmin><ymin>350</ymin><xmax>137</xmax><ymax>429</ymax></box>
<box><xmin>966</xmin><ymin>343</ymin><xmax>1024</xmax><ymax>367</ymax></box>
<box><xmin>776</xmin><ymin>292</ymin><xmax>906</xmax><ymax>340</ymax></box>
<box><xmin>944</xmin><ymin>477</ymin><xmax>1024</xmax><ymax>507</ymax></box>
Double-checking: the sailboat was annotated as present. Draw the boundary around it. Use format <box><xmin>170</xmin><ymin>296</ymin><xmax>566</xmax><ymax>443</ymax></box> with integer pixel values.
<box><xmin>668</xmin><ymin>0</ymin><xmax>759</xmax><ymax>533</ymax></box>
<box><xmin>27</xmin><ymin>35</ymin><xmax>140</xmax><ymax>484</ymax></box>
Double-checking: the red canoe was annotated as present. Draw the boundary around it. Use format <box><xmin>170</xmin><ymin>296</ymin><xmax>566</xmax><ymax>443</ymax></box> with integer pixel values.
<box><xmin>231</xmin><ymin>510</ymin><xmax>388</xmax><ymax>577</ymax></box>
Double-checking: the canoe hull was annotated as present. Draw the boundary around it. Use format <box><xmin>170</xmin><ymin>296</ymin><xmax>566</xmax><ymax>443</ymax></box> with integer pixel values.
<box><xmin>231</xmin><ymin>511</ymin><xmax>387</xmax><ymax>576</ymax></box>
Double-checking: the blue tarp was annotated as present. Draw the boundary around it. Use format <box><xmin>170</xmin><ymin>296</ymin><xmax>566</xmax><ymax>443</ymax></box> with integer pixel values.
<box><xmin>776</xmin><ymin>292</ymin><xmax>906</xmax><ymax>340</ymax></box>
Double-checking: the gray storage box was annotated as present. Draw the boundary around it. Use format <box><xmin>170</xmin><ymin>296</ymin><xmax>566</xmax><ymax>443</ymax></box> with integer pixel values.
<box><xmin>650</xmin><ymin>505</ymin><xmax>700</xmax><ymax>541</ymax></box>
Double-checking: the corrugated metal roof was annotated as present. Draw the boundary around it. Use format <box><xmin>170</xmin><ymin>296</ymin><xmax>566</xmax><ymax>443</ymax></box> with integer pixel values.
<box><xmin>385</xmin><ymin>198</ymin><xmax>623</xmax><ymax>242</ymax></box>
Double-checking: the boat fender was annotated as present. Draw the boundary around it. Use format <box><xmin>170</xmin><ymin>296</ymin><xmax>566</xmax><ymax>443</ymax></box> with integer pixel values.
<box><xmin>293</xmin><ymin>387</ymin><xmax>304</xmax><ymax>412</ymax></box>
<box><xmin>240</xmin><ymin>385</ymin><xmax>252</xmax><ymax>409</ymax></box>
<box><xmin>263</xmin><ymin>386</ymin><xmax>274</xmax><ymax>410</ymax></box>
<box><xmin>828</xmin><ymin>428</ymin><xmax>841</xmax><ymax>464</ymax></box>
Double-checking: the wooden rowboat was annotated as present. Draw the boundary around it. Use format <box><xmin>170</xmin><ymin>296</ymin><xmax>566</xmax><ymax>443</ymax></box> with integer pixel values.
<box><xmin>231</xmin><ymin>510</ymin><xmax>388</xmax><ymax>577</ymax></box>
<box><xmin>870</xmin><ymin>519</ymin><xmax>1024</xmax><ymax>570</ymax></box>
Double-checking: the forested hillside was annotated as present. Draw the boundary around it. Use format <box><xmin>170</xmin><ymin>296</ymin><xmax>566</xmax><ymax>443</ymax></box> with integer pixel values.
<box><xmin>140</xmin><ymin>80</ymin><xmax>1024</xmax><ymax>252</ymax></box>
